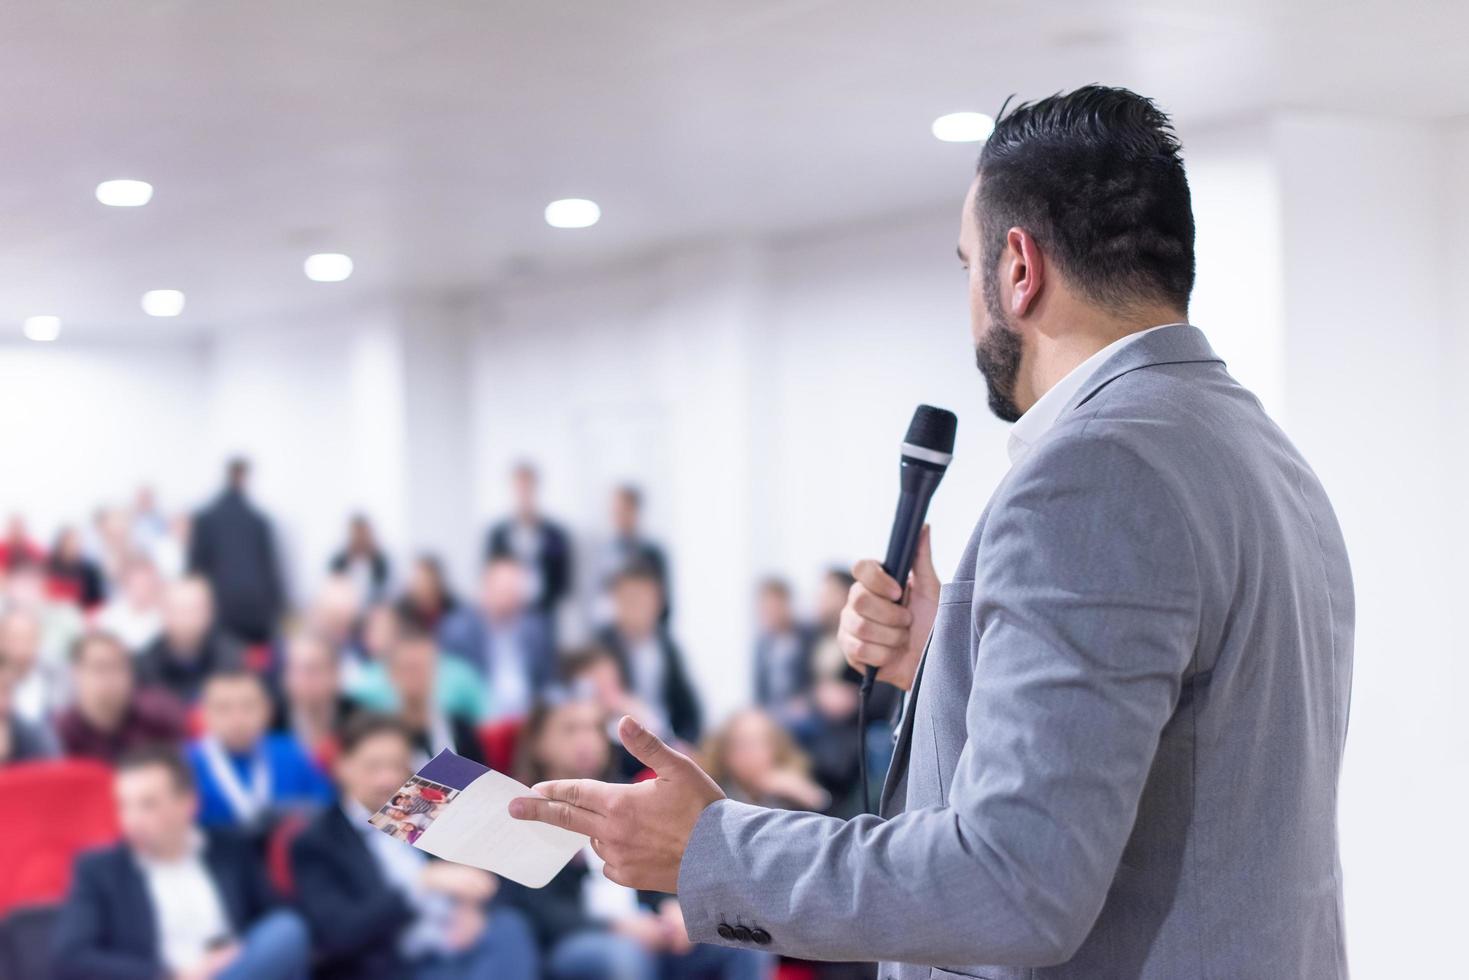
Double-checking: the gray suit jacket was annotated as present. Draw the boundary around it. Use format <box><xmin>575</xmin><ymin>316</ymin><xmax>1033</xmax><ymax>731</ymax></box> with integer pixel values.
<box><xmin>678</xmin><ymin>326</ymin><xmax>1354</xmax><ymax>979</ymax></box>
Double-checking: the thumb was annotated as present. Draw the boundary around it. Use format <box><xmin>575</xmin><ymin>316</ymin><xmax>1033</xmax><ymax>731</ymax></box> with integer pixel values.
<box><xmin>909</xmin><ymin>524</ymin><xmax>941</xmax><ymax>597</ymax></box>
<box><xmin>617</xmin><ymin>714</ymin><xmax>681</xmax><ymax>775</ymax></box>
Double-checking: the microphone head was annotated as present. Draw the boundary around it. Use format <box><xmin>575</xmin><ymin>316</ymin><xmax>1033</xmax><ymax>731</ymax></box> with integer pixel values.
<box><xmin>903</xmin><ymin>404</ymin><xmax>958</xmax><ymax>458</ymax></box>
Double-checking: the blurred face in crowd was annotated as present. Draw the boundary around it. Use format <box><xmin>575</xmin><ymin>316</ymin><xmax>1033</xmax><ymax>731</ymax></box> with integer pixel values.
<box><xmin>5</xmin><ymin>564</ymin><xmax>47</xmax><ymax>609</ymax></box>
<box><xmin>0</xmin><ymin>611</ymin><xmax>40</xmax><ymax>679</ymax></box>
<box><xmin>348</xmin><ymin>516</ymin><xmax>375</xmax><ymax>554</ymax></box>
<box><xmin>134</xmin><ymin>485</ymin><xmax>157</xmax><ymax>515</ymax></box>
<box><xmin>611</xmin><ymin>488</ymin><xmax>640</xmax><ymax>537</ymax></box>
<box><xmin>612</xmin><ymin>574</ymin><xmax>662</xmax><ymax>640</ymax></box>
<box><xmin>309</xmin><ymin>576</ymin><xmax>361</xmax><ymax>647</ymax></box>
<box><xmin>721</xmin><ymin>709</ymin><xmax>782</xmax><ymax>789</ymax></box>
<box><xmin>284</xmin><ymin>634</ymin><xmax>338</xmax><ymax>710</ymax></box>
<box><xmin>479</xmin><ymin>559</ymin><xmax>526</xmax><ymax>622</ymax></box>
<box><xmin>512</xmin><ymin>466</ymin><xmax>538</xmax><ymax>521</ymax></box>
<box><xmin>815</xmin><ymin>571</ymin><xmax>854</xmax><ymax>630</ymax></box>
<box><xmin>161</xmin><ymin>577</ymin><xmax>213</xmax><ymax>653</ymax></box>
<box><xmin>569</xmin><ymin>653</ymin><xmax>627</xmax><ymax>711</ymax></box>
<box><xmin>116</xmin><ymin>763</ymin><xmax>197</xmax><ymax>859</ymax></box>
<box><xmin>756</xmin><ymin>584</ymin><xmax>794</xmax><ymax>635</ymax></box>
<box><xmin>120</xmin><ymin>558</ymin><xmax>162</xmax><ymax>609</ymax></box>
<box><xmin>361</xmin><ymin>604</ymin><xmax>399</xmax><ymax>661</ymax></box>
<box><xmin>201</xmin><ymin>674</ymin><xmax>271</xmax><ymax>753</ymax></box>
<box><xmin>406</xmin><ymin>558</ymin><xmax>444</xmax><ymax>609</ymax></box>
<box><xmin>533</xmin><ymin>700</ymin><xmax>611</xmax><ymax>781</ymax></box>
<box><xmin>337</xmin><ymin>730</ymin><xmax>413</xmax><ymax>812</ymax></box>
<box><xmin>389</xmin><ymin>635</ymin><xmax>437</xmax><ymax>706</ymax></box>
<box><xmin>4</xmin><ymin>514</ymin><xmax>28</xmax><ymax>544</ymax></box>
<box><xmin>73</xmin><ymin>635</ymin><xmax>134</xmax><ymax>726</ymax></box>
<box><xmin>55</xmin><ymin>526</ymin><xmax>83</xmax><ymax>563</ymax></box>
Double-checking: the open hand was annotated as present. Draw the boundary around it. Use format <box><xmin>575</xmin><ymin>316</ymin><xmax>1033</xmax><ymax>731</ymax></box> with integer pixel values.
<box><xmin>509</xmin><ymin>715</ymin><xmax>725</xmax><ymax>893</ymax></box>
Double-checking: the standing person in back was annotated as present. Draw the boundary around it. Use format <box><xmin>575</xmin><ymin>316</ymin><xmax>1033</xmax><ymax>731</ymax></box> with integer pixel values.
<box><xmin>485</xmin><ymin>462</ymin><xmax>573</xmax><ymax>620</ymax></box>
<box><xmin>595</xmin><ymin>560</ymin><xmax>701</xmax><ymax>746</ymax></box>
<box><xmin>437</xmin><ymin>556</ymin><xmax>555</xmax><ymax>722</ymax></box>
<box><xmin>510</xmin><ymin>87</ymin><xmax>1354</xmax><ymax>979</ymax></box>
<box><xmin>189</xmin><ymin>458</ymin><xmax>285</xmax><ymax>645</ymax></box>
<box><xmin>590</xmin><ymin>484</ymin><xmax>672</xmax><ymax>625</ymax></box>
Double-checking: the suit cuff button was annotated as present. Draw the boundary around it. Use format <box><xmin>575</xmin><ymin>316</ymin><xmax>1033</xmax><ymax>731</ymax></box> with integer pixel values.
<box><xmin>732</xmin><ymin>926</ymin><xmax>754</xmax><ymax>943</ymax></box>
<box><xmin>717</xmin><ymin>923</ymin><xmax>736</xmax><ymax>941</ymax></box>
<box><xmin>749</xmin><ymin>928</ymin><xmax>771</xmax><ymax>945</ymax></box>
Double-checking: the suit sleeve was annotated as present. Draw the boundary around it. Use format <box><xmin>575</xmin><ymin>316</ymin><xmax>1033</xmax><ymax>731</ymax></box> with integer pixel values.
<box><xmin>676</xmin><ymin>432</ymin><xmax>1202</xmax><ymax>967</ymax></box>
<box><xmin>50</xmin><ymin>858</ymin><xmax>163</xmax><ymax>980</ymax></box>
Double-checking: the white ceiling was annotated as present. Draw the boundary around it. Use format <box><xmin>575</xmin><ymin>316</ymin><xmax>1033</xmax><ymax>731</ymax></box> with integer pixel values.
<box><xmin>0</xmin><ymin>0</ymin><xmax>1464</xmax><ymax>337</ymax></box>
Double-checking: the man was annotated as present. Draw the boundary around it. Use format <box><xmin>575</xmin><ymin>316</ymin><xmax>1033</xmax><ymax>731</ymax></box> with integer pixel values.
<box><xmin>51</xmin><ymin>745</ymin><xmax>309</xmax><ymax>980</ymax></box>
<box><xmin>57</xmin><ymin>631</ymin><xmax>186</xmax><ymax>764</ymax></box>
<box><xmin>591</xmin><ymin>484</ymin><xmax>672</xmax><ymax>623</ymax></box>
<box><xmin>290</xmin><ymin>713</ymin><xmax>539</xmax><ymax>980</ymax></box>
<box><xmin>0</xmin><ymin>648</ymin><xmax>58</xmax><ymax>764</ymax></box>
<box><xmin>595</xmin><ymin>559</ymin><xmax>701</xmax><ymax>745</ymax></box>
<box><xmin>485</xmin><ymin>462</ymin><xmax>573</xmax><ymax>618</ymax></box>
<box><xmin>351</xmin><ymin>619</ymin><xmax>487</xmax><ymax>766</ymax></box>
<box><xmin>186</xmin><ymin>668</ymin><xmax>331</xmax><ymax>829</ymax></box>
<box><xmin>136</xmin><ymin>577</ymin><xmax>243</xmax><ymax>705</ymax></box>
<box><xmin>437</xmin><ymin>556</ymin><xmax>554</xmax><ymax>721</ymax></box>
<box><xmin>2</xmin><ymin>560</ymin><xmax>85</xmax><ymax>716</ymax></box>
<box><xmin>188</xmin><ymin>458</ymin><xmax>285</xmax><ymax>645</ymax></box>
<box><xmin>511</xmin><ymin>87</ymin><xmax>1354</xmax><ymax>979</ymax></box>
<box><xmin>95</xmin><ymin>554</ymin><xmax>166</xmax><ymax>653</ymax></box>
<box><xmin>273</xmin><ymin>629</ymin><xmax>356</xmax><ymax>768</ymax></box>
<box><xmin>0</xmin><ymin>606</ymin><xmax>60</xmax><ymax>724</ymax></box>
<box><xmin>750</xmin><ymin>577</ymin><xmax>815</xmax><ymax>719</ymax></box>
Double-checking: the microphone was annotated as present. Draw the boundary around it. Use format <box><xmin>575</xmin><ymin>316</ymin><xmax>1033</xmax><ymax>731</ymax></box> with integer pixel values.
<box><xmin>857</xmin><ymin>404</ymin><xmax>957</xmax><ymax>812</ymax></box>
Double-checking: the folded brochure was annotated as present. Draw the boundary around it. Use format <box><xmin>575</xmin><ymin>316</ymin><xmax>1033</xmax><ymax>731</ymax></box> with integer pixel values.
<box><xmin>367</xmin><ymin>748</ymin><xmax>588</xmax><ymax>887</ymax></box>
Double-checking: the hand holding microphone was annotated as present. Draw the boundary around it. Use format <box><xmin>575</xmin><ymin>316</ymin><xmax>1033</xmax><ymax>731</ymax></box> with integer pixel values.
<box><xmin>838</xmin><ymin>524</ymin><xmax>941</xmax><ymax>692</ymax></box>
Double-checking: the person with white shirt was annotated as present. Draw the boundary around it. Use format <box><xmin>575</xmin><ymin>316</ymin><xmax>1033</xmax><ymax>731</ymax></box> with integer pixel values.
<box><xmin>290</xmin><ymin>713</ymin><xmax>539</xmax><ymax>980</ymax></box>
<box><xmin>95</xmin><ymin>555</ymin><xmax>166</xmax><ymax>653</ymax></box>
<box><xmin>52</xmin><ymin>744</ymin><xmax>309</xmax><ymax>980</ymax></box>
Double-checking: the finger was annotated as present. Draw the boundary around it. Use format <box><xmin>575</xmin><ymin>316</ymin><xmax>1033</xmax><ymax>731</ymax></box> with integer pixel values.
<box><xmin>838</xmin><ymin>631</ymin><xmax>891</xmax><ymax>670</ymax></box>
<box><xmin>589</xmin><ymin>837</ymin><xmax>614</xmax><ymax>864</ymax></box>
<box><xmin>848</xmin><ymin>585</ymin><xmax>913</xmax><ymax>626</ymax></box>
<box><xmin>618</xmin><ymin>714</ymin><xmax>684</xmax><ymax>775</ymax></box>
<box><xmin>910</xmin><ymin>524</ymin><xmax>941</xmax><ymax>595</ymax></box>
<box><xmin>530</xmin><ymin>778</ymin><xmax>618</xmax><ymax>816</ymax></box>
<box><xmin>842</xmin><ymin>612</ymin><xmax>908</xmax><ymax>648</ymax></box>
<box><xmin>851</xmin><ymin>559</ymin><xmax>902</xmax><ymax>601</ymax></box>
<box><xmin>508</xmin><ymin>796</ymin><xmax>604</xmax><ymax>837</ymax></box>
<box><xmin>601</xmin><ymin>863</ymin><xmax>630</xmax><ymax>887</ymax></box>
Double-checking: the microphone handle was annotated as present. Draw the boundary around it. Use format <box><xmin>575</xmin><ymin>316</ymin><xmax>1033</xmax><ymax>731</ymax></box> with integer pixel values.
<box><xmin>860</xmin><ymin>469</ymin><xmax>937</xmax><ymax>694</ymax></box>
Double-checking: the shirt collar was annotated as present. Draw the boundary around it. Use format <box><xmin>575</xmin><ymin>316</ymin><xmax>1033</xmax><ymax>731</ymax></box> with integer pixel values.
<box><xmin>133</xmin><ymin>828</ymin><xmax>207</xmax><ymax>871</ymax></box>
<box><xmin>1006</xmin><ymin>323</ymin><xmax>1187</xmax><ymax>464</ymax></box>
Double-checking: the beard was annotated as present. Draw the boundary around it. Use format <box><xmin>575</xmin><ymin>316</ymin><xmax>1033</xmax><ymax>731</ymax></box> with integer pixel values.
<box><xmin>974</xmin><ymin>268</ymin><xmax>1024</xmax><ymax>423</ymax></box>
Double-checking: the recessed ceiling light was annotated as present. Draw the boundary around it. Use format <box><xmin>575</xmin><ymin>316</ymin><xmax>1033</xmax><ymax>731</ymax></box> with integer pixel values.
<box><xmin>142</xmin><ymin>289</ymin><xmax>186</xmax><ymax>317</ymax></box>
<box><xmin>544</xmin><ymin>198</ymin><xmax>601</xmax><ymax>229</ymax></box>
<box><xmin>22</xmin><ymin>315</ymin><xmax>61</xmax><ymax>342</ymax></box>
<box><xmin>95</xmin><ymin>179</ymin><xmax>154</xmax><ymax>207</ymax></box>
<box><xmin>304</xmin><ymin>253</ymin><xmax>354</xmax><ymax>282</ymax></box>
<box><xmin>931</xmin><ymin>112</ymin><xmax>995</xmax><ymax>143</ymax></box>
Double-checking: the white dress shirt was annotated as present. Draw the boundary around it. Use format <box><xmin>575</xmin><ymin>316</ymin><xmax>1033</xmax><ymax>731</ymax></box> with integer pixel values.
<box><xmin>134</xmin><ymin>831</ymin><xmax>232</xmax><ymax>973</ymax></box>
<box><xmin>342</xmin><ymin>797</ymin><xmax>450</xmax><ymax>957</ymax></box>
<box><xmin>1006</xmin><ymin>323</ymin><xmax>1188</xmax><ymax>464</ymax></box>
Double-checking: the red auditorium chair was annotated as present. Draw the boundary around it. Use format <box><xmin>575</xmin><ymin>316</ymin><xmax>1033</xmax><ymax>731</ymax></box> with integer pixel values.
<box><xmin>0</xmin><ymin>759</ymin><xmax>119</xmax><ymax>916</ymax></box>
<box><xmin>478</xmin><ymin>717</ymin><xmax>524</xmax><ymax>774</ymax></box>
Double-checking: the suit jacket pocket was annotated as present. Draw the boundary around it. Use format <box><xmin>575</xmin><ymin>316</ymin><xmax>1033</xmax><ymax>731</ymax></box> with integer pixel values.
<box><xmin>931</xmin><ymin>968</ymin><xmax>1029</xmax><ymax>980</ymax></box>
<box><xmin>938</xmin><ymin>578</ymin><xmax>975</xmax><ymax>606</ymax></box>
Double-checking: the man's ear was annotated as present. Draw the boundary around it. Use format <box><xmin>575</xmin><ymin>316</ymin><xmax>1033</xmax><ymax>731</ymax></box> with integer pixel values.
<box><xmin>1005</xmin><ymin>227</ymin><xmax>1045</xmax><ymax>318</ymax></box>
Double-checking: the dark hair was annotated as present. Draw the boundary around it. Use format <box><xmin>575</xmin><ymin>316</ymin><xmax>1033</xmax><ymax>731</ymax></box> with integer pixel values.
<box><xmin>69</xmin><ymin>630</ymin><xmax>129</xmax><ymax>666</ymax></box>
<box><xmin>559</xmin><ymin>645</ymin><xmax>617</xmax><ymax>682</ymax></box>
<box><xmin>202</xmin><ymin>666</ymin><xmax>268</xmax><ymax>695</ymax></box>
<box><xmin>977</xmin><ymin>85</ymin><xmax>1195</xmax><ymax>313</ymax></box>
<box><xmin>615</xmin><ymin>484</ymin><xmax>642</xmax><ymax>508</ymax></box>
<box><xmin>338</xmin><ymin>712</ymin><xmax>414</xmax><ymax>757</ymax></box>
<box><xmin>757</xmin><ymin>576</ymin><xmax>792</xmax><ymax>598</ymax></box>
<box><xmin>611</xmin><ymin>556</ymin><xmax>662</xmax><ymax>588</ymax></box>
<box><xmin>117</xmin><ymin>743</ymin><xmax>196</xmax><ymax>793</ymax></box>
<box><xmin>513</xmin><ymin>696</ymin><xmax>614</xmax><ymax>787</ymax></box>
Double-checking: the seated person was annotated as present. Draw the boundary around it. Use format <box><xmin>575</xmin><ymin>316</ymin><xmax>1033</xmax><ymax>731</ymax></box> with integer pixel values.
<box><xmin>51</xmin><ymin>744</ymin><xmax>309</xmax><ymax>980</ymax></box>
<box><xmin>702</xmin><ymin>707</ymin><xmax>830</xmax><ymax>811</ymax></box>
<box><xmin>351</xmin><ymin>620</ymin><xmax>486</xmax><ymax>767</ymax></box>
<box><xmin>273</xmin><ymin>630</ymin><xmax>355</xmax><ymax>770</ymax></box>
<box><xmin>0</xmin><ymin>606</ymin><xmax>64</xmax><ymax>725</ymax></box>
<box><xmin>349</xmin><ymin>613</ymin><xmax>485</xmax><ymax>728</ymax></box>
<box><xmin>95</xmin><ymin>554</ymin><xmax>165</xmax><ymax>652</ymax></box>
<box><xmin>0</xmin><ymin>651</ymin><xmax>58</xmax><ymax>764</ymax></box>
<box><xmin>57</xmin><ymin>631</ymin><xmax>186</xmax><ymax>764</ymax></box>
<box><xmin>290</xmin><ymin>713</ymin><xmax>539</xmax><ymax>980</ymax></box>
<box><xmin>137</xmin><ymin>577</ymin><xmax>243</xmax><ymax>705</ymax></box>
<box><xmin>437</xmin><ymin>556</ymin><xmax>555</xmax><ymax>721</ymax></box>
<box><xmin>502</xmin><ymin>695</ymin><xmax>768</xmax><ymax>980</ymax></box>
<box><xmin>595</xmin><ymin>560</ymin><xmax>702</xmax><ymax>744</ymax></box>
<box><xmin>751</xmin><ymin>577</ymin><xmax>817</xmax><ymax>722</ymax></box>
<box><xmin>186</xmin><ymin>669</ymin><xmax>331</xmax><ymax>830</ymax></box>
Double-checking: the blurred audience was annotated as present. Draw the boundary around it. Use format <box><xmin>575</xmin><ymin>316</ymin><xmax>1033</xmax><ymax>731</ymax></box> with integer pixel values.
<box><xmin>95</xmin><ymin>554</ymin><xmax>166</xmax><ymax>652</ymax></box>
<box><xmin>51</xmin><ymin>745</ymin><xmax>310</xmax><ymax>980</ymax></box>
<box><xmin>0</xmin><ymin>650</ymin><xmax>59</xmax><ymax>764</ymax></box>
<box><xmin>137</xmin><ymin>577</ymin><xmax>242</xmax><ymax>705</ymax></box>
<box><xmin>486</xmin><ymin>462</ymin><xmax>573</xmax><ymax>620</ymax></box>
<box><xmin>504</xmin><ymin>696</ymin><xmax>768</xmax><ymax>980</ymax></box>
<box><xmin>188</xmin><ymin>458</ymin><xmax>284</xmax><ymax>645</ymax></box>
<box><xmin>397</xmin><ymin>553</ymin><xmax>460</xmax><ymax>631</ymax></box>
<box><xmin>596</xmin><ymin>560</ymin><xmax>702</xmax><ymax>745</ymax></box>
<box><xmin>591</xmin><ymin>484</ymin><xmax>671</xmax><ymax>624</ymax></box>
<box><xmin>4</xmin><ymin>558</ymin><xmax>85</xmax><ymax>711</ymax></box>
<box><xmin>275</xmin><ymin>630</ymin><xmax>355</xmax><ymax>768</ymax></box>
<box><xmin>703</xmin><ymin>707</ymin><xmax>830</xmax><ymax>812</ymax></box>
<box><xmin>57</xmin><ymin>631</ymin><xmax>186</xmax><ymax>764</ymax></box>
<box><xmin>0</xmin><ymin>607</ymin><xmax>58</xmax><ymax>724</ymax></box>
<box><xmin>751</xmin><ymin>577</ymin><xmax>816</xmax><ymax>723</ymax></box>
<box><xmin>46</xmin><ymin>525</ymin><xmax>106</xmax><ymax>609</ymax></box>
<box><xmin>330</xmin><ymin>513</ymin><xmax>391</xmax><ymax>605</ymax></box>
<box><xmin>438</xmin><ymin>556</ymin><xmax>554</xmax><ymax>721</ymax></box>
<box><xmin>0</xmin><ymin>514</ymin><xmax>44</xmax><ymax>570</ymax></box>
<box><xmin>187</xmin><ymin>669</ymin><xmax>331</xmax><ymax>830</ymax></box>
<box><xmin>353</xmin><ymin>619</ymin><xmax>487</xmax><ymax>766</ymax></box>
<box><xmin>291</xmin><ymin>714</ymin><xmax>539</xmax><ymax>980</ymax></box>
